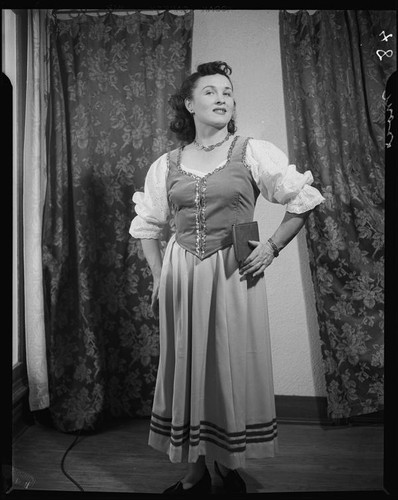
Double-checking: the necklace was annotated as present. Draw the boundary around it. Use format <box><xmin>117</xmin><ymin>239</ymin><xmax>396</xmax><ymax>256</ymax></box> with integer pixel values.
<box><xmin>193</xmin><ymin>133</ymin><xmax>231</xmax><ymax>152</ymax></box>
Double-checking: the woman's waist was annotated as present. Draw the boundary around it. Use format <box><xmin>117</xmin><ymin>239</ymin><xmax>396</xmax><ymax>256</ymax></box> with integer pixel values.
<box><xmin>172</xmin><ymin>218</ymin><xmax>252</xmax><ymax>261</ymax></box>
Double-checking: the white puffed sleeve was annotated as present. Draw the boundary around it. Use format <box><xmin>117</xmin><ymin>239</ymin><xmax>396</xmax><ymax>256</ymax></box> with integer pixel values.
<box><xmin>246</xmin><ymin>139</ymin><xmax>325</xmax><ymax>213</ymax></box>
<box><xmin>129</xmin><ymin>153</ymin><xmax>170</xmax><ymax>239</ymax></box>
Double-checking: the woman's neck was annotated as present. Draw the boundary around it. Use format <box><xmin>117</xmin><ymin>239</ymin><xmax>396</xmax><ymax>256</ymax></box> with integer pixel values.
<box><xmin>193</xmin><ymin>126</ymin><xmax>230</xmax><ymax>146</ymax></box>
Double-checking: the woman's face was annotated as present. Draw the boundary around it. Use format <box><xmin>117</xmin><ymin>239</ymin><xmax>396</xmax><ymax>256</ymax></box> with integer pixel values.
<box><xmin>185</xmin><ymin>73</ymin><xmax>235</xmax><ymax>131</ymax></box>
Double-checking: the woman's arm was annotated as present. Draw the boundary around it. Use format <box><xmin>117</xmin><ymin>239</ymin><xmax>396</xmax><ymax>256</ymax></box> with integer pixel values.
<box><xmin>270</xmin><ymin>210</ymin><xmax>310</xmax><ymax>251</ymax></box>
<box><xmin>241</xmin><ymin>209</ymin><xmax>311</xmax><ymax>277</ymax></box>
<box><xmin>141</xmin><ymin>238</ymin><xmax>163</xmax><ymax>315</ymax></box>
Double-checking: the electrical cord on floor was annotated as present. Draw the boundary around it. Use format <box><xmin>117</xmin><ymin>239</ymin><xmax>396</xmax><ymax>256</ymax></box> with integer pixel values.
<box><xmin>60</xmin><ymin>431</ymin><xmax>85</xmax><ymax>491</ymax></box>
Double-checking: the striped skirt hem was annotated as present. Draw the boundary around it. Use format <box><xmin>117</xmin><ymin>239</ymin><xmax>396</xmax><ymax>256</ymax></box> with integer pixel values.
<box><xmin>148</xmin><ymin>412</ymin><xmax>278</xmax><ymax>468</ymax></box>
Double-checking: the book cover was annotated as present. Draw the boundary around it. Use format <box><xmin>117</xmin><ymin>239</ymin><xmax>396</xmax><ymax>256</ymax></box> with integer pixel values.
<box><xmin>232</xmin><ymin>221</ymin><xmax>259</xmax><ymax>266</ymax></box>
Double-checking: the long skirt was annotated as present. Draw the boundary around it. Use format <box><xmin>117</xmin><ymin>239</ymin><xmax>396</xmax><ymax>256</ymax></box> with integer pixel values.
<box><xmin>148</xmin><ymin>234</ymin><xmax>278</xmax><ymax>469</ymax></box>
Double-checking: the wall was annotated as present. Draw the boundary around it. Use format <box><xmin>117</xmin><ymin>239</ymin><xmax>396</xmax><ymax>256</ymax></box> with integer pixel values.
<box><xmin>192</xmin><ymin>9</ymin><xmax>326</xmax><ymax>397</ymax></box>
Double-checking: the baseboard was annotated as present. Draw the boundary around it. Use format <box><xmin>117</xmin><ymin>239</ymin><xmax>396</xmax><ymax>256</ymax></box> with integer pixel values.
<box><xmin>11</xmin><ymin>390</ymin><xmax>382</xmax><ymax>434</ymax></box>
<box><xmin>275</xmin><ymin>395</ymin><xmax>330</xmax><ymax>425</ymax></box>
<box><xmin>275</xmin><ymin>395</ymin><xmax>384</xmax><ymax>426</ymax></box>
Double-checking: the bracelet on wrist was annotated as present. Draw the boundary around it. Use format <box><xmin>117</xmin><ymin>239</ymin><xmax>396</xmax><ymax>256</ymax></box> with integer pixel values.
<box><xmin>268</xmin><ymin>237</ymin><xmax>280</xmax><ymax>257</ymax></box>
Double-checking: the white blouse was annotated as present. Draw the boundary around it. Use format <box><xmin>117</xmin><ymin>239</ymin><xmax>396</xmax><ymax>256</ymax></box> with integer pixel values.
<box><xmin>129</xmin><ymin>138</ymin><xmax>325</xmax><ymax>239</ymax></box>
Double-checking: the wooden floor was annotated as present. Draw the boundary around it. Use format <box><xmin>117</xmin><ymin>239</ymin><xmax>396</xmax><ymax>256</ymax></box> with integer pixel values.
<box><xmin>11</xmin><ymin>418</ymin><xmax>384</xmax><ymax>494</ymax></box>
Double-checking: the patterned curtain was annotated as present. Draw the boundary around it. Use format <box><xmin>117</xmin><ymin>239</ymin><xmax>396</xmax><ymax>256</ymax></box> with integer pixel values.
<box><xmin>42</xmin><ymin>11</ymin><xmax>193</xmax><ymax>432</ymax></box>
<box><xmin>279</xmin><ymin>10</ymin><xmax>396</xmax><ymax>419</ymax></box>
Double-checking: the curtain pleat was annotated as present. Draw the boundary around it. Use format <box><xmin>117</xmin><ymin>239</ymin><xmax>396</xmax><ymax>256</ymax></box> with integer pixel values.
<box><xmin>23</xmin><ymin>9</ymin><xmax>51</xmax><ymax>411</ymax></box>
<box><xmin>279</xmin><ymin>10</ymin><xmax>396</xmax><ymax>419</ymax></box>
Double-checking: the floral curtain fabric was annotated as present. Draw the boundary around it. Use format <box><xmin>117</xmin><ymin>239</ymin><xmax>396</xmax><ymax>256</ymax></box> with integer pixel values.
<box><xmin>42</xmin><ymin>11</ymin><xmax>193</xmax><ymax>432</ymax></box>
<box><xmin>279</xmin><ymin>10</ymin><xmax>395</xmax><ymax>419</ymax></box>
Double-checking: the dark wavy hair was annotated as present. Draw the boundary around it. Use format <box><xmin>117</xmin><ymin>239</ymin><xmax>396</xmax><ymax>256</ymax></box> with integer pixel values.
<box><xmin>169</xmin><ymin>61</ymin><xmax>237</xmax><ymax>143</ymax></box>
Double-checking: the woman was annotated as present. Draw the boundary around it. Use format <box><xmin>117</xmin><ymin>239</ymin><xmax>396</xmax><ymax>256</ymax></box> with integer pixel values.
<box><xmin>129</xmin><ymin>61</ymin><xmax>324</xmax><ymax>494</ymax></box>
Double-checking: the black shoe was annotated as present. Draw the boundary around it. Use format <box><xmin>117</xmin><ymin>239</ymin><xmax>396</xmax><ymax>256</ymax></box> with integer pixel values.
<box><xmin>214</xmin><ymin>461</ymin><xmax>246</xmax><ymax>494</ymax></box>
<box><xmin>163</xmin><ymin>467</ymin><xmax>212</xmax><ymax>495</ymax></box>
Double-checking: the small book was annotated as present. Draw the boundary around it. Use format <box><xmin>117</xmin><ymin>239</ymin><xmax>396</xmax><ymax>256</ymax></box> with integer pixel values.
<box><xmin>232</xmin><ymin>221</ymin><xmax>259</xmax><ymax>266</ymax></box>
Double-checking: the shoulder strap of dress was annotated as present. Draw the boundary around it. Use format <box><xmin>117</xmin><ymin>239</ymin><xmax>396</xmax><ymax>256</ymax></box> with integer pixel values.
<box><xmin>231</xmin><ymin>136</ymin><xmax>252</xmax><ymax>169</ymax></box>
<box><xmin>237</xmin><ymin>137</ymin><xmax>260</xmax><ymax>196</ymax></box>
<box><xmin>166</xmin><ymin>146</ymin><xmax>181</xmax><ymax>172</ymax></box>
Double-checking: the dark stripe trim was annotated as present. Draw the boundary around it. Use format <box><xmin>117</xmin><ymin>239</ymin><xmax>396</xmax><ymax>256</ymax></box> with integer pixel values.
<box><xmin>246</xmin><ymin>420</ymin><xmax>277</xmax><ymax>430</ymax></box>
<box><xmin>166</xmin><ymin>432</ymin><xmax>278</xmax><ymax>453</ymax></box>
<box><xmin>189</xmin><ymin>419</ymin><xmax>277</xmax><ymax>436</ymax></box>
<box><xmin>150</xmin><ymin>418</ymin><xmax>190</xmax><ymax>433</ymax></box>
<box><xmin>150</xmin><ymin>425</ymin><xmax>278</xmax><ymax>451</ymax></box>
<box><xmin>196</xmin><ymin>426</ymin><xmax>275</xmax><ymax>439</ymax></box>
<box><xmin>150</xmin><ymin>422</ymin><xmax>190</xmax><ymax>440</ymax></box>
<box><xmin>150</xmin><ymin>412</ymin><xmax>277</xmax><ymax>437</ymax></box>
